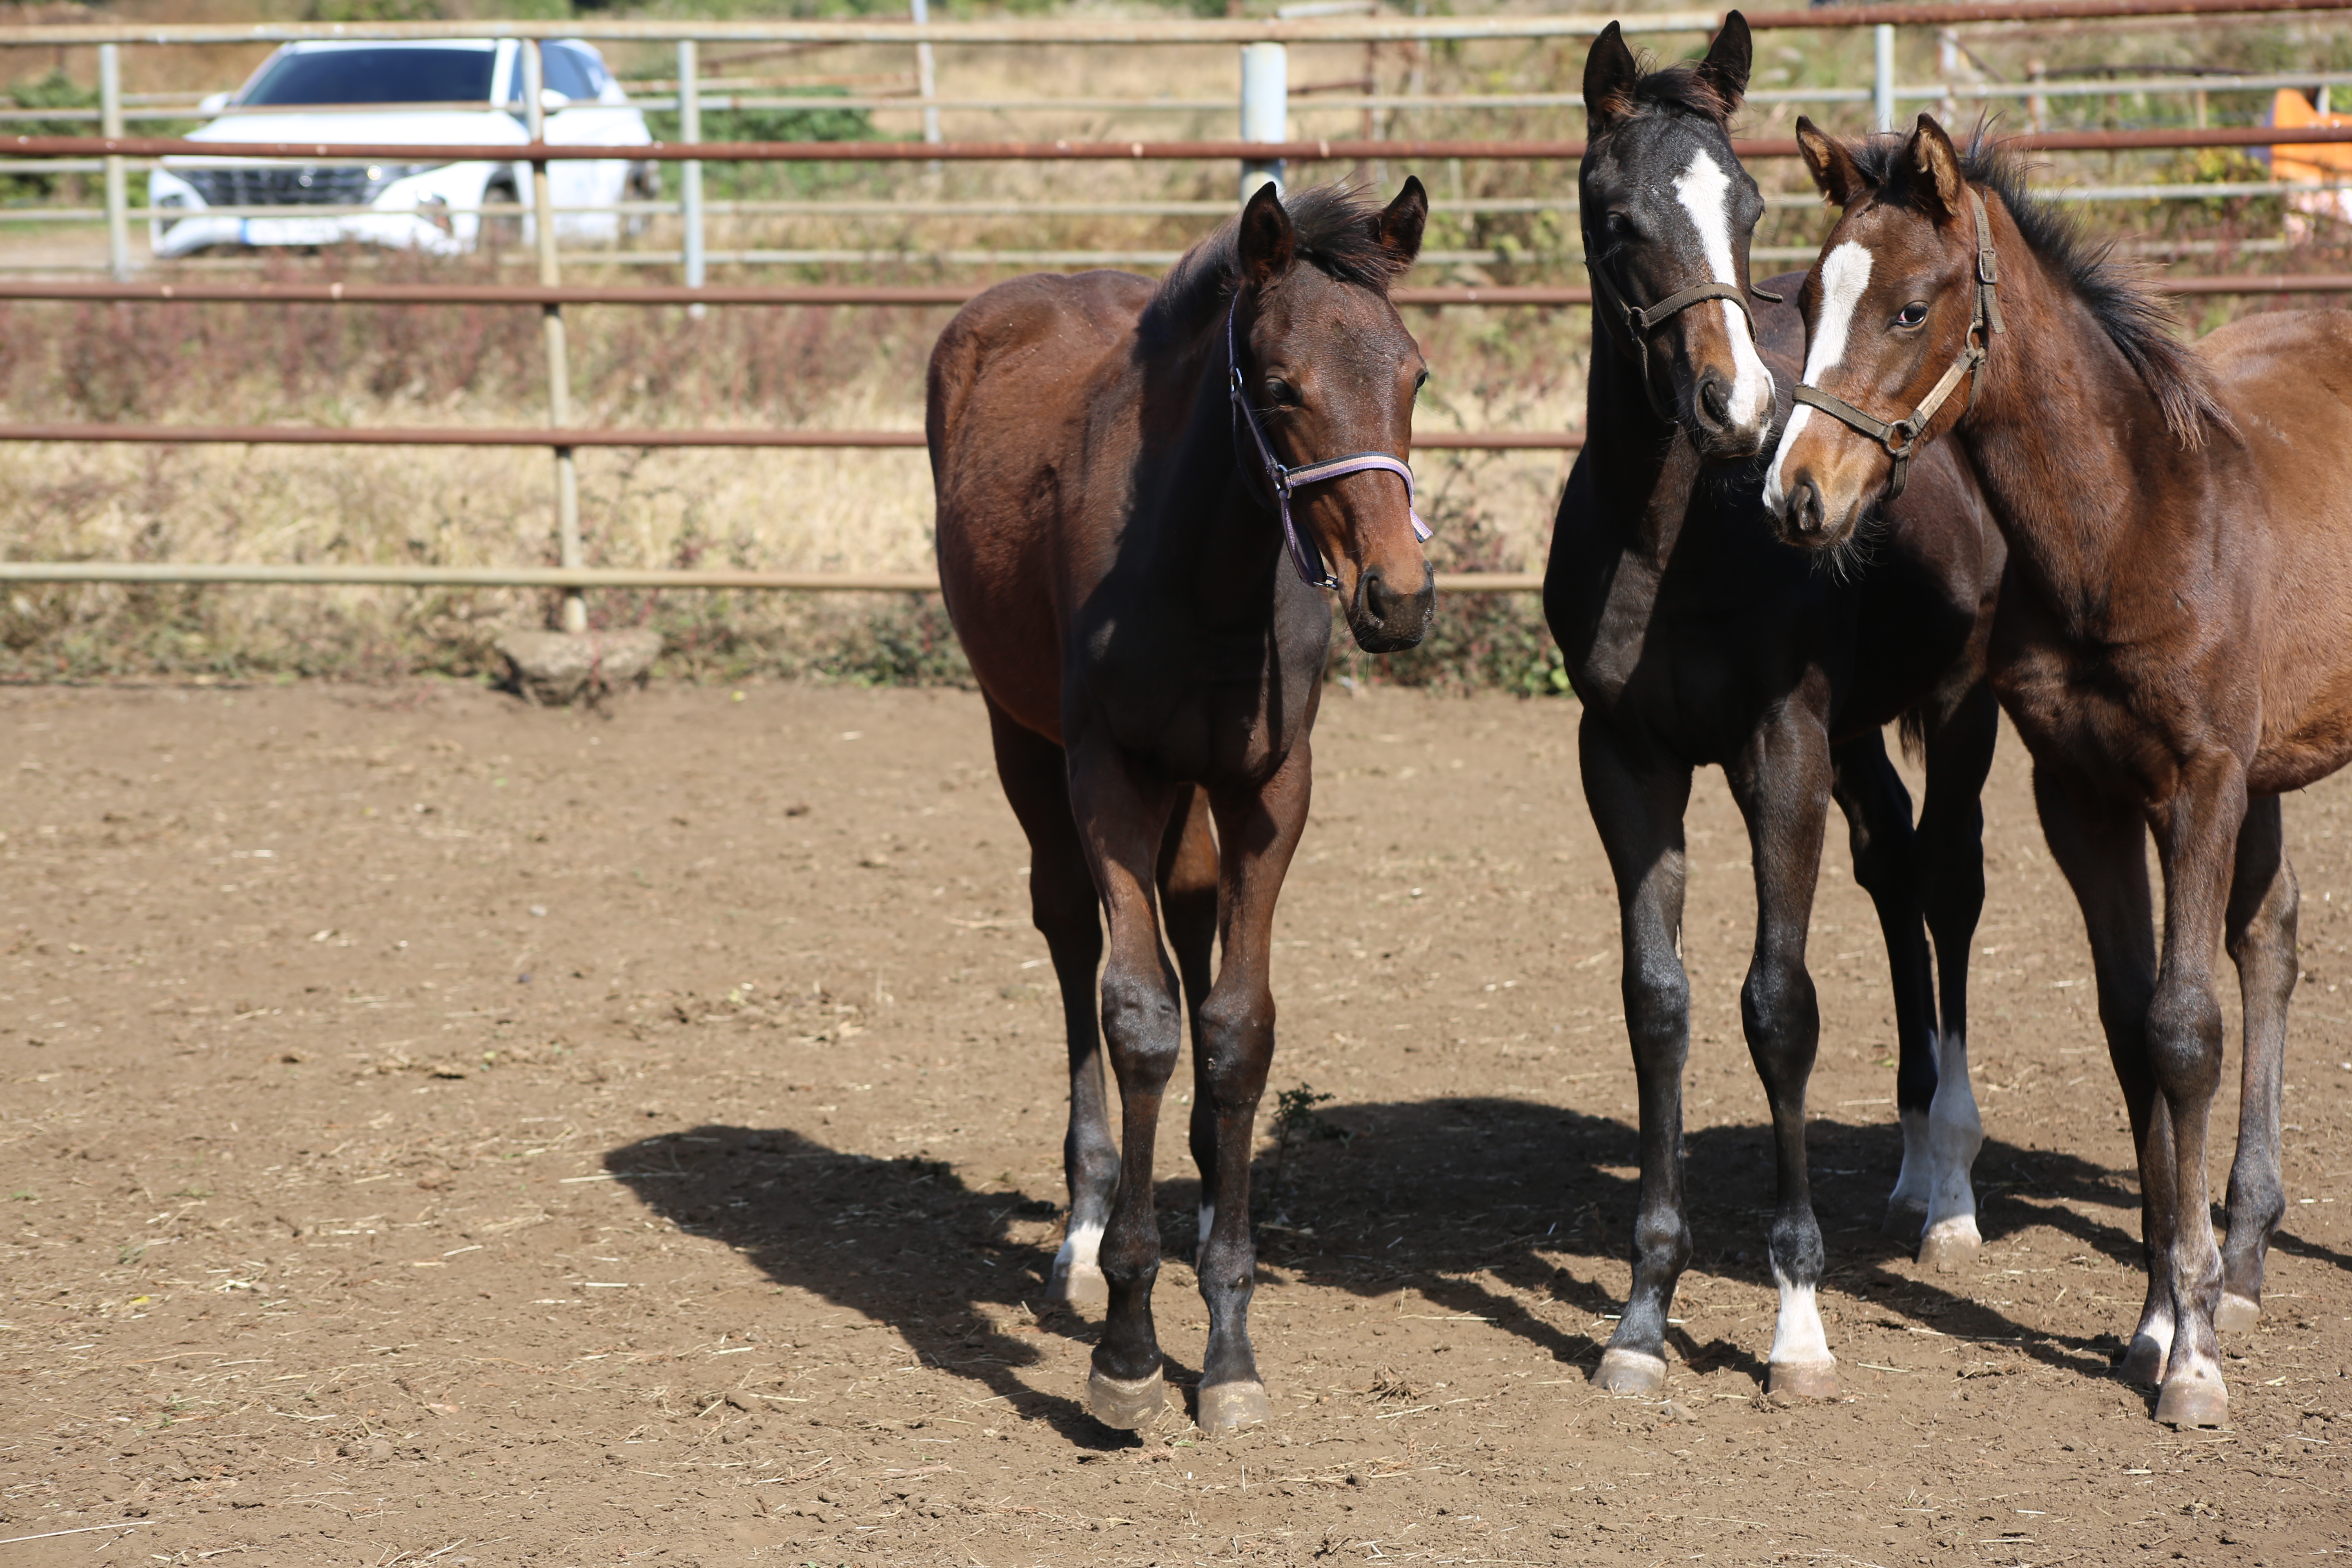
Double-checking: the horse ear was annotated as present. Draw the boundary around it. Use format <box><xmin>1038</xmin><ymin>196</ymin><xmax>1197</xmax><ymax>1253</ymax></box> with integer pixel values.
<box><xmin>1695</xmin><ymin>11</ymin><xmax>1751</xmax><ymax>113</ymax></box>
<box><xmin>1900</xmin><ymin>113</ymin><xmax>1966</xmax><ymax>222</ymax></box>
<box><xmin>1583</xmin><ymin>21</ymin><xmax>1640</xmax><ymax>134</ymax></box>
<box><xmin>1237</xmin><ymin>180</ymin><xmax>1295</xmax><ymax>285</ymax></box>
<box><xmin>1795</xmin><ymin>116</ymin><xmax>1869</xmax><ymax>208</ymax></box>
<box><xmin>1376</xmin><ymin>175</ymin><xmax>1427</xmax><ymax>267</ymax></box>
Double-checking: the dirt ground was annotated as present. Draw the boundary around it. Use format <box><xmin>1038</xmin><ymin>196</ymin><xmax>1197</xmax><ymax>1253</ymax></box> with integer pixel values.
<box><xmin>2</xmin><ymin>679</ymin><xmax>2348</xmax><ymax>1567</ymax></box>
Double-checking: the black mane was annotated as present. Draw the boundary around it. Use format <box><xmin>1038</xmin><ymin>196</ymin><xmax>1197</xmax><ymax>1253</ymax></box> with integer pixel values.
<box><xmin>1851</xmin><ymin>129</ymin><xmax>2232</xmax><ymax>445</ymax></box>
<box><xmin>1140</xmin><ymin>184</ymin><xmax>1408</xmax><ymax>345</ymax></box>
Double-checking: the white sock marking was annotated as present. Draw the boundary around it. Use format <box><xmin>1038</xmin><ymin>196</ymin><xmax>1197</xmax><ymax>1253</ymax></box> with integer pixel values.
<box><xmin>1673</xmin><ymin>149</ymin><xmax>1774</xmax><ymax>431</ymax></box>
<box><xmin>1769</xmin><ymin>1264</ymin><xmax>1833</xmax><ymax>1369</ymax></box>
<box><xmin>1055</xmin><ymin>1221</ymin><xmax>1105</xmax><ymax>1278</ymax></box>
<box><xmin>1923</xmin><ymin>1031</ymin><xmax>1984</xmax><ymax>1243</ymax></box>
<box><xmin>1196</xmin><ymin>1202</ymin><xmax>1216</xmax><ymax>1265</ymax></box>
<box><xmin>1764</xmin><ymin>238</ymin><xmax>1875</xmax><ymax>510</ymax></box>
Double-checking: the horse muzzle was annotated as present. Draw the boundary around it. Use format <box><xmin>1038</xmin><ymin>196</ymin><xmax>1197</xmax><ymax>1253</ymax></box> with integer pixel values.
<box><xmin>1346</xmin><ymin>559</ymin><xmax>1435</xmax><ymax>653</ymax></box>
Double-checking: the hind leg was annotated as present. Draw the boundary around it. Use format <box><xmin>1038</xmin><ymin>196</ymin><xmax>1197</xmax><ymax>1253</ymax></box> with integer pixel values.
<box><xmin>1155</xmin><ymin>789</ymin><xmax>1222</xmax><ymax>1264</ymax></box>
<box><xmin>2033</xmin><ymin>765</ymin><xmax>2171</xmax><ymax>1385</ymax></box>
<box><xmin>1913</xmin><ymin>683</ymin><xmax>1997</xmax><ymax>1272</ymax></box>
<box><xmin>2219</xmin><ymin>796</ymin><xmax>2294</xmax><ymax>1333</ymax></box>
<box><xmin>987</xmin><ymin>699</ymin><xmax>1115</xmax><ymax>1312</ymax></box>
<box><xmin>1828</xmin><ymin>729</ymin><xmax>1940</xmax><ymax>1242</ymax></box>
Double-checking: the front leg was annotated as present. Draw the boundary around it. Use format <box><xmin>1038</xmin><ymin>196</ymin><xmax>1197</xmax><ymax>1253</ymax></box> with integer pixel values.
<box><xmin>1066</xmin><ymin>738</ymin><xmax>1186</xmax><ymax>1432</ymax></box>
<box><xmin>1579</xmin><ymin>714</ymin><xmax>1696</xmax><ymax>1395</ymax></box>
<box><xmin>2143</xmin><ymin>755</ymin><xmax>2250</xmax><ymax>1430</ymax></box>
<box><xmin>1725</xmin><ymin>704</ymin><xmax>1839</xmax><ymax>1398</ymax></box>
<box><xmin>1189</xmin><ymin>743</ymin><xmax>1314</xmax><ymax>1435</ymax></box>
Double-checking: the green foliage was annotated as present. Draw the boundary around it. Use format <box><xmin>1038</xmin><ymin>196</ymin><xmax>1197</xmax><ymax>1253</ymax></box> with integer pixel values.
<box><xmin>0</xmin><ymin>71</ymin><xmax>96</xmax><ymax>203</ymax></box>
<box><xmin>642</xmin><ymin>88</ymin><xmax>889</xmax><ymax>199</ymax></box>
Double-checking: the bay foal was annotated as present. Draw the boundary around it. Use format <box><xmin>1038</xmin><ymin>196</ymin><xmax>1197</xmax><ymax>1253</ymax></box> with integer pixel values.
<box><xmin>931</xmin><ymin>181</ymin><xmax>1433</xmax><ymax>1434</ymax></box>
<box><xmin>1550</xmin><ymin>20</ymin><xmax>2002</xmax><ymax>1398</ymax></box>
<box><xmin>1764</xmin><ymin>116</ymin><xmax>2347</xmax><ymax>1426</ymax></box>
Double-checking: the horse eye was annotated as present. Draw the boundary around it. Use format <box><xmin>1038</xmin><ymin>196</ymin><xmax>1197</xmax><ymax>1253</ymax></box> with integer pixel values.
<box><xmin>1894</xmin><ymin>302</ymin><xmax>1928</xmax><ymax>329</ymax></box>
<box><xmin>1413</xmin><ymin>368</ymin><xmax>1430</xmax><ymax>394</ymax></box>
<box><xmin>1265</xmin><ymin>378</ymin><xmax>1298</xmax><ymax>406</ymax></box>
<box><xmin>1604</xmin><ymin>211</ymin><xmax>1633</xmax><ymax>236</ymax></box>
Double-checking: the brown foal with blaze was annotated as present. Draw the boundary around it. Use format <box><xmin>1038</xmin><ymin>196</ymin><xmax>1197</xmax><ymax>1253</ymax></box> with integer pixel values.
<box><xmin>1764</xmin><ymin>115</ymin><xmax>2352</xmax><ymax>1427</ymax></box>
<box><xmin>929</xmin><ymin>180</ymin><xmax>1433</xmax><ymax>1435</ymax></box>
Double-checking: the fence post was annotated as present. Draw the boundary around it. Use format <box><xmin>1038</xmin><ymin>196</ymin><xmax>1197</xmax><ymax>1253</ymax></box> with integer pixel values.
<box><xmin>678</xmin><ymin>38</ymin><xmax>706</xmax><ymax>322</ymax></box>
<box><xmin>911</xmin><ymin>0</ymin><xmax>941</xmax><ymax>146</ymax></box>
<box><xmin>1240</xmin><ymin>41</ymin><xmax>1286</xmax><ymax>201</ymax></box>
<box><xmin>526</xmin><ymin>41</ymin><xmax>587</xmax><ymax>637</ymax></box>
<box><xmin>98</xmin><ymin>43</ymin><xmax>129</xmax><ymax>282</ymax></box>
<box><xmin>1873</xmin><ymin>24</ymin><xmax>1896</xmax><ymax>133</ymax></box>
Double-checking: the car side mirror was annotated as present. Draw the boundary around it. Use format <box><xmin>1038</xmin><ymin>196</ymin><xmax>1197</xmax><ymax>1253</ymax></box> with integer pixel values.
<box><xmin>541</xmin><ymin>87</ymin><xmax>569</xmax><ymax>111</ymax></box>
<box><xmin>198</xmin><ymin>91</ymin><xmax>229</xmax><ymax>114</ymax></box>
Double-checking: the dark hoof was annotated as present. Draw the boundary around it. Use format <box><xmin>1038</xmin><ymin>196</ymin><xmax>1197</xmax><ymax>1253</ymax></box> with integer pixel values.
<box><xmin>2214</xmin><ymin>1292</ymin><xmax>2261</xmax><ymax>1334</ymax></box>
<box><xmin>2118</xmin><ymin>1334</ymin><xmax>2168</xmax><ymax>1388</ymax></box>
<box><xmin>1048</xmin><ymin>1262</ymin><xmax>1109</xmax><ymax>1313</ymax></box>
<box><xmin>1197</xmin><ymin>1381</ymin><xmax>1271</xmax><ymax>1435</ymax></box>
<box><xmin>1881</xmin><ymin>1200</ymin><xmax>1927</xmax><ymax>1241</ymax></box>
<box><xmin>1593</xmin><ymin>1348</ymin><xmax>1667</xmax><ymax>1395</ymax></box>
<box><xmin>1917</xmin><ymin>1219</ymin><xmax>1981</xmax><ymax>1275</ymax></box>
<box><xmin>1768</xmin><ymin>1358</ymin><xmax>1839</xmax><ymax>1400</ymax></box>
<box><xmin>1085</xmin><ymin>1367</ymin><xmax>1165</xmax><ymax>1432</ymax></box>
<box><xmin>2155</xmin><ymin>1367</ymin><xmax>2228</xmax><ymax>1430</ymax></box>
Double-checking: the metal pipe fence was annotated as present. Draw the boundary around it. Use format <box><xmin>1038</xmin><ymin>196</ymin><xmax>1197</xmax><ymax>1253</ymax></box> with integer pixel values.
<box><xmin>0</xmin><ymin>3</ymin><xmax>2347</xmax><ymax>603</ymax></box>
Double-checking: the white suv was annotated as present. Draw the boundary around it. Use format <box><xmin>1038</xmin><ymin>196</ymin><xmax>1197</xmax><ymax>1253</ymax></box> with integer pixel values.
<box><xmin>149</xmin><ymin>38</ymin><xmax>654</xmax><ymax>259</ymax></box>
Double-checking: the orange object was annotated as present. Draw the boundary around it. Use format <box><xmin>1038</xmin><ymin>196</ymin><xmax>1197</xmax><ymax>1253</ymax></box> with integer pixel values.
<box><xmin>2272</xmin><ymin>87</ymin><xmax>2352</xmax><ymax>182</ymax></box>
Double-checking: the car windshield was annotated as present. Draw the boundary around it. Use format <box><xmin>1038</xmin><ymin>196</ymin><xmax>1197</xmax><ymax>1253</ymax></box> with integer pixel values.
<box><xmin>240</xmin><ymin>47</ymin><xmax>497</xmax><ymax>107</ymax></box>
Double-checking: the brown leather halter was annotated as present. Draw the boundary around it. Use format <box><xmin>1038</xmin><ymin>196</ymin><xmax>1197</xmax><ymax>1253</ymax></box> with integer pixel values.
<box><xmin>1586</xmin><ymin>246</ymin><xmax>1780</xmax><ymax>424</ymax></box>
<box><xmin>1790</xmin><ymin>185</ymin><xmax>2005</xmax><ymax>501</ymax></box>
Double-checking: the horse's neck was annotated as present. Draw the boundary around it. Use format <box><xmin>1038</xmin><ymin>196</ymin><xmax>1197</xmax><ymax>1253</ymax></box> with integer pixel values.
<box><xmin>1139</xmin><ymin>327</ymin><xmax>1290</xmax><ymax>608</ymax></box>
<box><xmin>1960</xmin><ymin>243</ymin><xmax>2209</xmax><ymax>623</ymax></box>
<box><xmin>1584</xmin><ymin>343</ymin><xmax>1700</xmax><ymax>568</ymax></box>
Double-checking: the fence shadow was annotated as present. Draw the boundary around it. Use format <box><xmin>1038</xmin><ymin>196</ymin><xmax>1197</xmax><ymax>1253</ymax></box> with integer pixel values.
<box><xmin>603</xmin><ymin>1093</ymin><xmax>2342</xmax><ymax>1436</ymax></box>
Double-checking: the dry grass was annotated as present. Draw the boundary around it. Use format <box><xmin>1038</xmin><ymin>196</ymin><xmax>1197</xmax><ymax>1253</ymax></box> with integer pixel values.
<box><xmin>2</xmin><ymin>0</ymin><xmax>2348</xmax><ymax>686</ymax></box>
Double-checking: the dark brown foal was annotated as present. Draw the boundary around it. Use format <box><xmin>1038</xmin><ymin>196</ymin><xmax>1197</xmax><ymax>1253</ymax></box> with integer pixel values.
<box><xmin>1765</xmin><ymin>115</ymin><xmax>2352</xmax><ymax>1427</ymax></box>
<box><xmin>930</xmin><ymin>180</ymin><xmax>1433</xmax><ymax>1436</ymax></box>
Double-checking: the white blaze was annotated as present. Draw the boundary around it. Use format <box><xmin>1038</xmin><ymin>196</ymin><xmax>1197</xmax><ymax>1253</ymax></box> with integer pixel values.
<box><xmin>1671</xmin><ymin>149</ymin><xmax>1773</xmax><ymax>430</ymax></box>
<box><xmin>1764</xmin><ymin>238</ymin><xmax>1874</xmax><ymax>510</ymax></box>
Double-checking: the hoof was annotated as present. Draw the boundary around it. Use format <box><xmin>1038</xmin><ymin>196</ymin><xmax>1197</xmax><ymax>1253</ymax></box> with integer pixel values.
<box><xmin>1048</xmin><ymin>1262</ymin><xmax>1109</xmax><ymax>1313</ymax></box>
<box><xmin>1917</xmin><ymin>1219</ymin><xmax>1981</xmax><ymax>1275</ymax></box>
<box><xmin>1768</xmin><ymin>1358</ymin><xmax>1839</xmax><ymax>1401</ymax></box>
<box><xmin>1593</xmin><ymin>1348</ymin><xmax>1668</xmax><ymax>1395</ymax></box>
<box><xmin>1197</xmin><ymin>1381</ymin><xmax>1271</xmax><ymax>1435</ymax></box>
<box><xmin>2155</xmin><ymin>1368</ymin><xmax>2229</xmax><ymax>1430</ymax></box>
<box><xmin>2118</xmin><ymin>1334</ymin><xmax>2168</xmax><ymax>1388</ymax></box>
<box><xmin>2214</xmin><ymin>1292</ymin><xmax>2261</xmax><ymax>1334</ymax></box>
<box><xmin>1085</xmin><ymin>1366</ymin><xmax>1166</xmax><ymax>1432</ymax></box>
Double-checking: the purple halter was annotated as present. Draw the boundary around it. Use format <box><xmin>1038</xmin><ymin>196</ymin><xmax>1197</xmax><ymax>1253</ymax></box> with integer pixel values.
<box><xmin>1226</xmin><ymin>299</ymin><xmax>1430</xmax><ymax>591</ymax></box>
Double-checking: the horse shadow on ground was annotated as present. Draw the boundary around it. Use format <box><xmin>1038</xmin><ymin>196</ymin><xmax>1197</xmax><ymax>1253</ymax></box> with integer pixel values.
<box><xmin>604</xmin><ymin>1096</ymin><xmax>2348</xmax><ymax>1441</ymax></box>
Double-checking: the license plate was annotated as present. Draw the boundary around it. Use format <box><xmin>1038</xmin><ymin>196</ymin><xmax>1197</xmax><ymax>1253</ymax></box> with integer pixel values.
<box><xmin>240</xmin><ymin>217</ymin><xmax>350</xmax><ymax>246</ymax></box>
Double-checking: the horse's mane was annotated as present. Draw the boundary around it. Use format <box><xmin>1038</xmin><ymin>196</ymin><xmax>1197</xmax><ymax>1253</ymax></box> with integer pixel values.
<box><xmin>1849</xmin><ymin>130</ymin><xmax>2232</xmax><ymax>447</ymax></box>
<box><xmin>1139</xmin><ymin>184</ymin><xmax>1410</xmax><ymax>346</ymax></box>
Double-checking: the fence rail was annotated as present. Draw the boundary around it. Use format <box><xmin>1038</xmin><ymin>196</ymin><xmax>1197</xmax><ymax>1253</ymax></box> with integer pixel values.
<box><xmin>4</xmin><ymin>6</ymin><xmax>2348</xmax><ymax>608</ymax></box>
<box><xmin>21</xmin><ymin>123</ymin><xmax>2352</xmax><ymax>164</ymax></box>
<box><xmin>2</xmin><ymin>0</ymin><xmax>2351</xmax><ymax>45</ymax></box>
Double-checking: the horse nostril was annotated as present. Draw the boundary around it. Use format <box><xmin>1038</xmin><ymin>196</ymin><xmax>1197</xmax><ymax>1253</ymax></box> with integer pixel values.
<box><xmin>1793</xmin><ymin>479</ymin><xmax>1825</xmax><ymax>536</ymax></box>
<box><xmin>1362</xmin><ymin>565</ymin><xmax>1396</xmax><ymax>620</ymax></box>
<box><xmin>1697</xmin><ymin>376</ymin><xmax>1731</xmax><ymax>430</ymax></box>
